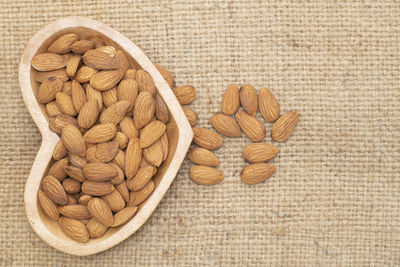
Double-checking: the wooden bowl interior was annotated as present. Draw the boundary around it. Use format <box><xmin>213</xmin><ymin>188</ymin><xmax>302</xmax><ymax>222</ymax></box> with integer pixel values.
<box><xmin>32</xmin><ymin>27</ymin><xmax>179</xmax><ymax>244</ymax></box>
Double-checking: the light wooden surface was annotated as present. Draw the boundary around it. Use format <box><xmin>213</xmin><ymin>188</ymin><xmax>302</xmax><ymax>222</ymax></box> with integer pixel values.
<box><xmin>18</xmin><ymin>16</ymin><xmax>193</xmax><ymax>256</ymax></box>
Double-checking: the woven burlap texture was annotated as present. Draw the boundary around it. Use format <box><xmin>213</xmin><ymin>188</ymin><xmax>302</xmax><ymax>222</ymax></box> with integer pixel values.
<box><xmin>1</xmin><ymin>0</ymin><xmax>399</xmax><ymax>266</ymax></box>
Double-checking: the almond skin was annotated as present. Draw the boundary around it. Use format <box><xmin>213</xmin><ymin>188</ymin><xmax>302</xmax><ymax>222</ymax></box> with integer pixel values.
<box><xmin>126</xmin><ymin>166</ymin><xmax>155</xmax><ymax>191</ymax></box>
<box><xmin>133</xmin><ymin>91</ymin><xmax>155</xmax><ymax>129</ymax></box>
<box><xmin>135</xmin><ymin>69</ymin><xmax>156</xmax><ymax>95</ymax></box>
<box><xmin>99</xmin><ymin>100</ymin><xmax>130</xmax><ymax>124</ymax></box>
<box><xmin>41</xmin><ymin>175</ymin><xmax>68</xmax><ymax>205</ymax></box>
<box><xmin>143</xmin><ymin>140</ymin><xmax>163</xmax><ymax>167</ymax></box>
<box><xmin>87</xmin><ymin>218</ymin><xmax>108</xmax><ymax>238</ymax></box>
<box><xmin>94</xmin><ymin>46</ymin><xmax>116</xmax><ymax>57</ymax></box>
<box><xmin>71</xmin><ymin>80</ymin><xmax>87</xmax><ymax>113</ymax></box>
<box><xmin>128</xmin><ymin>180</ymin><xmax>154</xmax><ymax>206</ymax></box>
<box><xmin>139</xmin><ymin>120</ymin><xmax>166</xmax><ymax>148</ymax></box>
<box><xmin>271</xmin><ymin>111</ymin><xmax>299</xmax><ymax>142</ymax></box>
<box><xmin>240</xmin><ymin>163</ymin><xmax>275</xmax><ymax>185</ymax></box>
<box><xmin>82</xmin><ymin>50</ymin><xmax>117</xmax><ymax>70</ymax></box>
<box><xmin>187</xmin><ymin>148</ymin><xmax>219</xmax><ymax>167</ymax></box>
<box><xmin>37</xmin><ymin>77</ymin><xmax>63</xmax><ymax>104</ymax></box>
<box><xmin>48</xmin><ymin>33</ymin><xmax>79</xmax><ymax>54</ymax></box>
<box><xmin>37</xmin><ymin>190</ymin><xmax>60</xmax><ymax>220</ymax></box>
<box><xmin>87</xmin><ymin>198</ymin><xmax>114</xmax><ymax>227</ymax></box>
<box><xmin>61</xmin><ymin>124</ymin><xmax>86</xmax><ymax>157</ymax></box>
<box><xmin>182</xmin><ymin>106</ymin><xmax>198</xmax><ymax>127</ymax></box>
<box><xmin>189</xmin><ymin>166</ymin><xmax>224</xmax><ymax>185</ymax></box>
<box><xmin>155</xmin><ymin>64</ymin><xmax>175</xmax><ymax>88</ymax></box>
<box><xmin>84</xmin><ymin>123</ymin><xmax>117</xmax><ymax>143</ymax></box>
<box><xmin>192</xmin><ymin>127</ymin><xmax>223</xmax><ymax>151</ymax></box>
<box><xmin>117</xmin><ymin>79</ymin><xmax>138</xmax><ymax>111</ymax></box>
<box><xmin>82</xmin><ymin>181</ymin><xmax>115</xmax><ymax>196</ymax></box>
<box><xmin>58</xmin><ymin>204</ymin><xmax>92</xmax><ymax>220</ymax></box>
<box><xmin>34</xmin><ymin>68</ymin><xmax>68</xmax><ymax>83</ymax></box>
<box><xmin>71</xmin><ymin>40</ymin><xmax>95</xmax><ymax>54</ymax></box>
<box><xmin>77</xmin><ymin>99</ymin><xmax>99</xmax><ymax>129</ymax></box>
<box><xmin>240</xmin><ymin>84</ymin><xmax>258</xmax><ymax>116</ymax></box>
<box><xmin>210</xmin><ymin>113</ymin><xmax>242</xmax><ymax>137</ymax></box>
<box><xmin>235</xmin><ymin>110</ymin><xmax>265</xmax><ymax>142</ymax></box>
<box><xmin>58</xmin><ymin>217</ymin><xmax>89</xmax><ymax>243</ymax></box>
<box><xmin>155</xmin><ymin>94</ymin><xmax>170</xmax><ymax>124</ymax></box>
<box><xmin>83</xmin><ymin>163</ymin><xmax>118</xmax><ymax>181</ymax></box>
<box><xmin>56</xmin><ymin>92</ymin><xmax>77</xmax><ymax>116</ymax></box>
<box><xmin>259</xmin><ymin>88</ymin><xmax>280</xmax><ymax>122</ymax></box>
<box><xmin>53</xmin><ymin>140</ymin><xmax>68</xmax><ymax>160</ymax></box>
<box><xmin>90</xmin><ymin>69</ymin><xmax>124</xmax><ymax>91</ymax></box>
<box><xmin>174</xmin><ymin>85</ymin><xmax>196</xmax><ymax>105</ymax></box>
<box><xmin>75</xmin><ymin>65</ymin><xmax>98</xmax><ymax>83</ymax></box>
<box><xmin>221</xmin><ymin>83</ymin><xmax>240</xmax><ymax>115</ymax></box>
<box><xmin>125</xmin><ymin>138</ymin><xmax>142</xmax><ymax>179</ymax></box>
<box><xmin>113</xmin><ymin>206</ymin><xmax>138</xmax><ymax>227</ymax></box>
<box><xmin>32</xmin><ymin>53</ymin><xmax>67</xmax><ymax>71</ymax></box>
<box><xmin>242</xmin><ymin>143</ymin><xmax>279</xmax><ymax>163</ymax></box>
<box><xmin>102</xmin><ymin>190</ymin><xmax>125</xmax><ymax>212</ymax></box>
<box><xmin>48</xmin><ymin>158</ymin><xmax>68</xmax><ymax>180</ymax></box>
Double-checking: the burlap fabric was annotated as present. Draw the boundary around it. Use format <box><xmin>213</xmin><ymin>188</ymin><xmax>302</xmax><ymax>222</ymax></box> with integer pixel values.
<box><xmin>1</xmin><ymin>1</ymin><xmax>399</xmax><ymax>265</ymax></box>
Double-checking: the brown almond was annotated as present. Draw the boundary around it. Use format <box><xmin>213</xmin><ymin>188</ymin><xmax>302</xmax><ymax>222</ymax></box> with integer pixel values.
<box><xmin>139</xmin><ymin>120</ymin><xmax>166</xmax><ymax>148</ymax></box>
<box><xmin>49</xmin><ymin>113</ymin><xmax>79</xmax><ymax>134</ymax></box>
<box><xmin>41</xmin><ymin>175</ymin><xmax>68</xmax><ymax>205</ymax></box>
<box><xmin>99</xmin><ymin>100</ymin><xmax>130</xmax><ymax>124</ymax></box>
<box><xmin>56</xmin><ymin>92</ymin><xmax>77</xmax><ymax>116</ymax></box>
<box><xmin>128</xmin><ymin>180</ymin><xmax>154</xmax><ymax>206</ymax></box>
<box><xmin>126</xmin><ymin>166</ymin><xmax>155</xmax><ymax>191</ymax></box>
<box><xmin>82</xmin><ymin>50</ymin><xmax>117</xmax><ymax>70</ymax></box>
<box><xmin>71</xmin><ymin>40</ymin><xmax>95</xmax><ymax>54</ymax></box>
<box><xmin>124</xmin><ymin>69</ymin><xmax>136</xmax><ymax>79</ymax></box>
<box><xmin>113</xmin><ymin>149</ymin><xmax>125</xmax><ymax>171</ymax></box>
<box><xmin>139</xmin><ymin>157</ymin><xmax>152</xmax><ymax>169</ymax></box>
<box><xmin>53</xmin><ymin>140</ymin><xmax>67</xmax><ymax>160</ymax></box>
<box><xmin>34</xmin><ymin>68</ymin><xmax>68</xmax><ymax>83</ymax></box>
<box><xmin>87</xmin><ymin>198</ymin><xmax>114</xmax><ymax>227</ymax></box>
<box><xmin>58</xmin><ymin>217</ymin><xmax>89</xmax><ymax>243</ymax></box>
<box><xmin>83</xmin><ymin>163</ymin><xmax>118</xmax><ymax>181</ymax></box>
<box><xmin>116</xmin><ymin>182</ymin><xmax>129</xmax><ymax>203</ymax></box>
<box><xmin>125</xmin><ymin>138</ymin><xmax>142</xmax><ymax>179</ymax></box>
<box><xmin>240</xmin><ymin>84</ymin><xmax>258</xmax><ymax>116</ymax></box>
<box><xmin>189</xmin><ymin>166</ymin><xmax>224</xmax><ymax>185</ymax></box>
<box><xmin>113</xmin><ymin>206</ymin><xmax>138</xmax><ymax>227</ymax></box>
<box><xmin>102</xmin><ymin>87</ymin><xmax>117</xmax><ymax>107</ymax></box>
<box><xmin>82</xmin><ymin>181</ymin><xmax>114</xmax><ymax>196</ymax></box>
<box><xmin>240</xmin><ymin>163</ymin><xmax>275</xmax><ymax>185</ymax></box>
<box><xmin>109</xmin><ymin>163</ymin><xmax>125</xmax><ymax>185</ymax></box>
<box><xmin>46</xmin><ymin>101</ymin><xmax>62</xmax><ymax>117</ymax></box>
<box><xmin>48</xmin><ymin>158</ymin><xmax>68</xmax><ymax>181</ymax></box>
<box><xmin>61</xmin><ymin>124</ymin><xmax>86</xmax><ymax>157</ymax></box>
<box><xmin>242</xmin><ymin>143</ymin><xmax>279</xmax><ymax>163</ymax></box>
<box><xmin>135</xmin><ymin>69</ymin><xmax>156</xmax><ymax>95</ymax></box>
<box><xmin>93</xmin><ymin>141</ymin><xmax>119</xmax><ymax>163</ymax></box>
<box><xmin>133</xmin><ymin>91</ymin><xmax>155</xmax><ymax>129</ymax></box>
<box><xmin>102</xmin><ymin>190</ymin><xmax>125</xmax><ymax>212</ymax></box>
<box><xmin>84</xmin><ymin>123</ymin><xmax>117</xmax><ymax>143</ymax></box>
<box><xmin>259</xmin><ymin>88</ymin><xmax>280</xmax><ymax>122</ymax></box>
<box><xmin>187</xmin><ymin>148</ymin><xmax>219</xmax><ymax>167</ymax></box>
<box><xmin>79</xmin><ymin>194</ymin><xmax>93</xmax><ymax>205</ymax></box>
<box><xmin>71</xmin><ymin>80</ymin><xmax>87</xmax><ymax>113</ymax></box>
<box><xmin>210</xmin><ymin>113</ymin><xmax>241</xmax><ymax>137</ymax></box>
<box><xmin>48</xmin><ymin>33</ymin><xmax>79</xmax><ymax>54</ymax></box>
<box><xmin>155</xmin><ymin>94</ymin><xmax>170</xmax><ymax>124</ymax></box>
<box><xmin>66</xmin><ymin>55</ymin><xmax>81</xmax><ymax>77</ymax></box>
<box><xmin>94</xmin><ymin>45</ymin><xmax>116</xmax><ymax>56</ymax></box>
<box><xmin>90</xmin><ymin>69</ymin><xmax>123</xmax><ymax>91</ymax></box>
<box><xmin>64</xmin><ymin>165</ymin><xmax>85</xmax><ymax>182</ymax></box>
<box><xmin>155</xmin><ymin>64</ymin><xmax>175</xmax><ymax>88</ymax></box>
<box><xmin>235</xmin><ymin>110</ymin><xmax>265</xmax><ymax>142</ymax></box>
<box><xmin>271</xmin><ymin>111</ymin><xmax>299</xmax><ymax>142</ymax></box>
<box><xmin>182</xmin><ymin>106</ymin><xmax>197</xmax><ymax>126</ymax></box>
<box><xmin>68</xmin><ymin>154</ymin><xmax>87</xmax><ymax>169</ymax></box>
<box><xmin>38</xmin><ymin>190</ymin><xmax>59</xmax><ymax>220</ymax></box>
<box><xmin>119</xmin><ymin>117</ymin><xmax>139</xmax><ymax>139</ymax></box>
<box><xmin>58</xmin><ymin>204</ymin><xmax>91</xmax><ymax>220</ymax></box>
<box><xmin>77</xmin><ymin>99</ymin><xmax>99</xmax><ymax>129</ymax></box>
<box><xmin>62</xmin><ymin>178</ymin><xmax>81</xmax><ymax>194</ymax></box>
<box><xmin>87</xmin><ymin>218</ymin><xmax>108</xmax><ymax>238</ymax></box>
<box><xmin>174</xmin><ymin>85</ymin><xmax>196</xmax><ymax>105</ymax></box>
<box><xmin>85</xmin><ymin>84</ymin><xmax>103</xmax><ymax>110</ymax></box>
<box><xmin>114</xmin><ymin>50</ymin><xmax>130</xmax><ymax>72</ymax></box>
<box><xmin>221</xmin><ymin>83</ymin><xmax>240</xmax><ymax>115</ymax></box>
<box><xmin>62</xmin><ymin>81</ymin><xmax>72</xmax><ymax>94</ymax></box>
<box><xmin>75</xmin><ymin>65</ymin><xmax>98</xmax><ymax>83</ymax></box>
<box><xmin>192</xmin><ymin>127</ymin><xmax>223</xmax><ymax>151</ymax></box>
<box><xmin>113</xmin><ymin>132</ymin><xmax>129</xmax><ymax>150</ymax></box>
<box><xmin>67</xmin><ymin>194</ymin><xmax>79</xmax><ymax>205</ymax></box>
<box><xmin>32</xmin><ymin>53</ymin><xmax>67</xmax><ymax>71</ymax></box>
<box><xmin>37</xmin><ymin>77</ymin><xmax>63</xmax><ymax>104</ymax></box>
<box><xmin>143</xmin><ymin>140</ymin><xmax>163</xmax><ymax>167</ymax></box>
<box><xmin>85</xmin><ymin>146</ymin><xmax>98</xmax><ymax>163</ymax></box>
<box><xmin>116</xmin><ymin>79</ymin><xmax>138</xmax><ymax>111</ymax></box>
<box><xmin>160</xmin><ymin>132</ymin><xmax>169</xmax><ymax>161</ymax></box>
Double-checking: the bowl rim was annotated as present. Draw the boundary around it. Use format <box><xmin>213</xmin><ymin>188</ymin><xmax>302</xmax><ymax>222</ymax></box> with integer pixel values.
<box><xmin>19</xmin><ymin>16</ymin><xmax>193</xmax><ymax>256</ymax></box>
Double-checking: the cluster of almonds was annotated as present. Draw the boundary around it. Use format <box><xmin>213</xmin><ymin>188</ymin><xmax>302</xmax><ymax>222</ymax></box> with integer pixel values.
<box><xmin>31</xmin><ymin>33</ymin><xmax>187</xmax><ymax>243</ymax></box>
<box><xmin>187</xmin><ymin>84</ymin><xmax>299</xmax><ymax>185</ymax></box>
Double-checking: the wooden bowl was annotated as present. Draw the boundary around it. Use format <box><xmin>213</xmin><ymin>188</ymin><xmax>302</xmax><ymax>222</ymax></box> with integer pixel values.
<box><xmin>19</xmin><ymin>16</ymin><xmax>193</xmax><ymax>256</ymax></box>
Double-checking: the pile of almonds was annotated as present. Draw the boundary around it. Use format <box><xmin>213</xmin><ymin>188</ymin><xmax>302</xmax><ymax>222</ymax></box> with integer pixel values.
<box><xmin>32</xmin><ymin>33</ymin><xmax>186</xmax><ymax>243</ymax></box>
<box><xmin>187</xmin><ymin>83</ymin><xmax>299</xmax><ymax>185</ymax></box>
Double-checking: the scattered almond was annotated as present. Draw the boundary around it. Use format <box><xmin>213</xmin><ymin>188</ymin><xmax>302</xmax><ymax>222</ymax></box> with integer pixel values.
<box><xmin>240</xmin><ymin>163</ymin><xmax>275</xmax><ymax>185</ymax></box>
<box><xmin>235</xmin><ymin>110</ymin><xmax>265</xmax><ymax>142</ymax></box>
<box><xmin>242</xmin><ymin>143</ymin><xmax>279</xmax><ymax>163</ymax></box>
<box><xmin>271</xmin><ymin>111</ymin><xmax>299</xmax><ymax>142</ymax></box>
<box><xmin>221</xmin><ymin>83</ymin><xmax>240</xmax><ymax>115</ymax></box>
<box><xmin>189</xmin><ymin>166</ymin><xmax>224</xmax><ymax>185</ymax></box>
<box><xmin>210</xmin><ymin>113</ymin><xmax>242</xmax><ymax>137</ymax></box>
<box><xmin>187</xmin><ymin>148</ymin><xmax>219</xmax><ymax>167</ymax></box>
<box><xmin>240</xmin><ymin>84</ymin><xmax>258</xmax><ymax>116</ymax></box>
<box><xmin>259</xmin><ymin>88</ymin><xmax>280</xmax><ymax>122</ymax></box>
<box><xmin>182</xmin><ymin>106</ymin><xmax>198</xmax><ymax>126</ymax></box>
<box><xmin>174</xmin><ymin>85</ymin><xmax>196</xmax><ymax>105</ymax></box>
<box><xmin>192</xmin><ymin>127</ymin><xmax>223</xmax><ymax>151</ymax></box>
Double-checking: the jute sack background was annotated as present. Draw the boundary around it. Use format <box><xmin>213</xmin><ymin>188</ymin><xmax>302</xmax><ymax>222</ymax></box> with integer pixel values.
<box><xmin>0</xmin><ymin>0</ymin><xmax>399</xmax><ymax>266</ymax></box>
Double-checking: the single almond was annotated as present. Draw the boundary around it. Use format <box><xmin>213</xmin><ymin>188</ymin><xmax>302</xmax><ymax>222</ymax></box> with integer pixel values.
<box><xmin>139</xmin><ymin>120</ymin><xmax>166</xmax><ymax>148</ymax></box>
<box><xmin>133</xmin><ymin>91</ymin><xmax>155</xmax><ymax>129</ymax></box>
<box><xmin>41</xmin><ymin>175</ymin><xmax>68</xmax><ymax>205</ymax></box>
<box><xmin>259</xmin><ymin>88</ymin><xmax>280</xmax><ymax>122</ymax></box>
<box><xmin>174</xmin><ymin>85</ymin><xmax>196</xmax><ymax>105</ymax></box>
<box><xmin>83</xmin><ymin>163</ymin><xmax>118</xmax><ymax>181</ymax></box>
<box><xmin>53</xmin><ymin>140</ymin><xmax>68</xmax><ymax>160</ymax></box>
<box><xmin>210</xmin><ymin>113</ymin><xmax>242</xmax><ymax>137</ymax></box>
<box><xmin>48</xmin><ymin>157</ymin><xmax>68</xmax><ymax>181</ymax></box>
<box><xmin>113</xmin><ymin>132</ymin><xmax>129</xmax><ymax>150</ymax></box>
<box><xmin>242</xmin><ymin>143</ymin><xmax>279</xmax><ymax>163</ymax></box>
<box><xmin>87</xmin><ymin>218</ymin><xmax>108</xmax><ymax>238</ymax></box>
<box><xmin>240</xmin><ymin>84</ymin><xmax>258</xmax><ymax>116</ymax></box>
<box><xmin>102</xmin><ymin>87</ymin><xmax>117</xmax><ymax>107</ymax></box>
<box><xmin>71</xmin><ymin>80</ymin><xmax>87</xmax><ymax>113</ymax></box>
<box><xmin>66</xmin><ymin>55</ymin><xmax>81</xmax><ymax>77</ymax></box>
<box><xmin>82</xmin><ymin>181</ymin><xmax>115</xmax><ymax>196</ymax></box>
<box><xmin>109</xmin><ymin>163</ymin><xmax>125</xmax><ymax>185</ymax></box>
<box><xmin>128</xmin><ymin>180</ymin><xmax>154</xmax><ymax>206</ymax></box>
<box><xmin>126</xmin><ymin>166</ymin><xmax>155</xmax><ymax>191</ymax></box>
<box><xmin>113</xmin><ymin>206</ymin><xmax>138</xmax><ymax>227</ymax></box>
<box><xmin>64</xmin><ymin>165</ymin><xmax>85</xmax><ymax>182</ymax></box>
<box><xmin>116</xmin><ymin>181</ymin><xmax>129</xmax><ymax>203</ymax></box>
<box><xmin>235</xmin><ymin>110</ymin><xmax>265</xmax><ymax>142</ymax></box>
<box><xmin>56</xmin><ymin>92</ymin><xmax>77</xmax><ymax>116</ymax></box>
<box><xmin>154</xmin><ymin>94</ymin><xmax>170</xmax><ymax>124</ymax></box>
<box><xmin>94</xmin><ymin>45</ymin><xmax>116</xmax><ymax>57</ymax></box>
<box><xmin>58</xmin><ymin>204</ymin><xmax>91</xmax><ymax>220</ymax></box>
<box><xmin>85</xmin><ymin>146</ymin><xmax>98</xmax><ymax>163</ymax></box>
<box><xmin>102</xmin><ymin>190</ymin><xmax>125</xmax><ymax>212</ymax></box>
<box><xmin>79</xmin><ymin>194</ymin><xmax>93</xmax><ymax>205</ymax></box>
<box><xmin>46</xmin><ymin>101</ymin><xmax>62</xmax><ymax>117</ymax></box>
<box><xmin>58</xmin><ymin>217</ymin><xmax>89</xmax><ymax>243</ymax></box>
<box><xmin>62</xmin><ymin>81</ymin><xmax>72</xmax><ymax>94</ymax></box>
<box><xmin>75</xmin><ymin>65</ymin><xmax>98</xmax><ymax>83</ymax></box>
<box><xmin>155</xmin><ymin>64</ymin><xmax>175</xmax><ymax>88</ymax></box>
<box><xmin>38</xmin><ymin>189</ymin><xmax>59</xmax><ymax>220</ymax></box>
<box><xmin>113</xmin><ymin>80</ymin><xmax>137</xmax><ymax>113</ymax></box>
<box><xmin>90</xmin><ymin>69</ymin><xmax>123</xmax><ymax>91</ymax></box>
<box><xmin>135</xmin><ymin>69</ymin><xmax>156</xmax><ymax>95</ymax></box>
<box><xmin>192</xmin><ymin>127</ymin><xmax>223</xmax><ymax>151</ymax></box>
<box><xmin>84</xmin><ymin>123</ymin><xmax>117</xmax><ymax>143</ymax></box>
<box><xmin>221</xmin><ymin>83</ymin><xmax>240</xmax><ymax>115</ymax></box>
<box><xmin>143</xmin><ymin>140</ymin><xmax>163</xmax><ymax>167</ymax></box>
<box><xmin>125</xmin><ymin>138</ymin><xmax>142</xmax><ymax>179</ymax></box>
<box><xmin>124</xmin><ymin>69</ymin><xmax>136</xmax><ymax>79</ymax></box>
<box><xmin>113</xmin><ymin>149</ymin><xmax>125</xmax><ymax>171</ymax></box>
<box><xmin>48</xmin><ymin>33</ymin><xmax>79</xmax><ymax>54</ymax></box>
<box><xmin>87</xmin><ymin>198</ymin><xmax>114</xmax><ymax>227</ymax></box>
<box><xmin>32</xmin><ymin>53</ymin><xmax>67</xmax><ymax>71</ymax></box>
<box><xmin>182</xmin><ymin>106</ymin><xmax>197</xmax><ymax>126</ymax></box>
<box><xmin>34</xmin><ymin>68</ymin><xmax>68</xmax><ymax>83</ymax></box>
<box><xmin>62</xmin><ymin>178</ymin><xmax>81</xmax><ymax>194</ymax></box>
<box><xmin>82</xmin><ymin>50</ymin><xmax>117</xmax><ymax>70</ymax></box>
<box><xmin>271</xmin><ymin>111</ymin><xmax>299</xmax><ymax>142</ymax></box>
<box><xmin>99</xmin><ymin>100</ymin><xmax>130</xmax><ymax>124</ymax></box>
<box><xmin>189</xmin><ymin>166</ymin><xmax>224</xmax><ymax>185</ymax></box>
<box><xmin>93</xmin><ymin>141</ymin><xmax>119</xmax><ymax>163</ymax></box>
<box><xmin>187</xmin><ymin>148</ymin><xmax>219</xmax><ymax>167</ymax></box>
<box><xmin>119</xmin><ymin>116</ymin><xmax>139</xmax><ymax>139</ymax></box>
<box><xmin>160</xmin><ymin>132</ymin><xmax>169</xmax><ymax>161</ymax></box>
<box><xmin>71</xmin><ymin>40</ymin><xmax>95</xmax><ymax>54</ymax></box>
<box><xmin>68</xmin><ymin>153</ymin><xmax>87</xmax><ymax>168</ymax></box>
<box><xmin>85</xmin><ymin>84</ymin><xmax>103</xmax><ymax>110</ymax></box>
<box><xmin>61</xmin><ymin>124</ymin><xmax>86</xmax><ymax>156</ymax></box>
<box><xmin>37</xmin><ymin>77</ymin><xmax>63</xmax><ymax>104</ymax></box>
<box><xmin>77</xmin><ymin>99</ymin><xmax>99</xmax><ymax>129</ymax></box>
<box><xmin>49</xmin><ymin>113</ymin><xmax>79</xmax><ymax>135</ymax></box>
<box><xmin>114</xmin><ymin>50</ymin><xmax>130</xmax><ymax>72</ymax></box>
<box><xmin>240</xmin><ymin>163</ymin><xmax>275</xmax><ymax>185</ymax></box>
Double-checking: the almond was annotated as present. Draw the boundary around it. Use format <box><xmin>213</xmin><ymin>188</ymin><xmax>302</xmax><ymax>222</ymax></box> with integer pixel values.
<box><xmin>154</xmin><ymin>94</ymin><xmax>170</xmax><ymax>124</ymax></box>
<box><xmin>37</xmin><ymin>190</ymin><xmax>59</xmax><ymax>220</ymax></box>
<box><xmin>189</xmin><ymin>166</ymin><xmax>224</xmax><ymax>185</ymax></box>
<box><xmin>53</xmin><ymin>140</ymin><xmax>68</xmax><ymax>160</ymax></box>
<box><xmin>61</xmin><ymin>124</ymin><xmax>86</xmax><ymax>157</ymax></box>
<box><xmin>99</xmin><ymin>100</ymin><xmax>130</xmax><ymax>124</ymax></box>
<box><xmin>271</xmin><ymin>111</ymin><xmax>299</xmax><ymax>142</ymax></box>
<box><xmin>84</xmin><ymin>123</ymin><xmax>117</xmax><ymax>143</ymax></box>
<box><xmin>79</xmin><ymin>194</ymin><xmax>93</xmax><ymax>205</ymax></box>
<box><xmin>126</xmin><ymin>165</ymin><xmax>155</xmax><ymax>191</ymax></box>
<box><xmin>135</xmin><ymin>69</ymin><xmax>156</xmax><ymax>95</ymax></box>
<box><xmin>64</xmin><ymin>165</ymin><xmax>85</xmax><ymax>182</ymax></box>
<box><xmin>133</xmin><ymin>91</ymin><xmax>155</xmax><ymax>129</ymax></box>
<box><xmin>139</xmin><ymin>120</ymin><xmax>166</xmax><ymax>148</ymax></box>
<box><xmin>34</xmin><ymin>68</ymin><xmax>68</xmax><ymax>83</ymax></box>
<box><xmin>94</xmin><ymin>46</ymin><xmax>116</xmax><ymax>56</ymax></box>
<box><xmin>113</xmin><ymin>149</ymin><xmax>125</xmax><ymax>171</ymax></box>
<box><xmin>259</xmin><ymin>88</ymin><xmax>280</xmax><ymax>122</ymax></box>
<box><xmin>114</xmin><ymin>50</ymin><xmax>130</xmax><ymax>72</ymax></box>
<box><xmin>235</xmin><ymin>110</ymin><xmax>265</xmax><ymax>142</ymax></box>
<box><xmin>82</xmin><ymin>181</ymin><xmax>114</xmax><ymax>196</ymax></box>
<box><xmin>75</xmin><ymin>65</ymin><xmax>98</xmax><ymax>83</ymax></box>
<box><xmin>113</xmin><ymin>132</ymin><xmax>129</xmax><ymax>150</ymax></box>
<box><xmin>71</xmin><ymin>40</ymin><xmax>95</xmax><ymax>54</ymax></box>
<box><xmin>119</xmin><ymin>116</ymin><xmax>138</xmax><ymax>139</ymax></box>
<box><xmin>113</xmin><ymin>206</ymin><xmax>138</xmax><ymax>227</ymax></box>
<box><xmin>68</xmin><ymin>153</ymin><xmax>87</xmax><ymax>168</ymax></box>
<box><xmin>67</xmin><ymin>194</ymin><xmax>79</xmax><ymax>205</ymax></box>
<box><xmin>46</xmin><ymin>101</ymin><xmax>62</xmax><ymax>117</ymax></box>
<box><xmin>125</xmin><ymin>138</ymin><xmax>142</xmax><ymax>179</ymax></box>
<box><xmin>240</xmin><ymin>163</ymin><xmax>275</xmax><ymax>185</ymax></box>
<box><xmin>240</xmin><ymin>84</ymin><xmax>258</xmax><ymax>116</ymax></box>
<box><xmin>62</xmin><ymin>81</ymin><xmax>72</xmax><ymax>94</ymax></box>
<box><xmin>174</xmin><ymin>85</ymin><xmax>196</xmax><ymax>105</ymax></box>
<box><xmin>192</xmin><ymin>127</ymin><xmax>223</xmax><ymax>151</ymax></box>
<box><xmin>124</xmin><ymin>69</ymin><xmax>136</xmax><ymax>79</ymax></box>
<box><xmin>90</xmin><ymin>69</ymin><xmax>123</xmax><ymax>91</ymax></box>
<box><xmin>128</xmin><ymin>180</ymin><xmax>154</xmax><ymax>206</ymax></box>
<box><xmin>160</xmin><ymin>132</ymin><xmax>169</xmax><ymax>161</ymax></box>
<box><xmin>187</xmin><ymin>148</ymin><xmax>219</xmax><ymax>167</ymax></box>
<box><xmin>71</xmin><ymin>80</ymin><xmax>87</xmax><ymax>113</ymax></box>
<box><xmin>58</xmin><ymin>204</ymin><xmax>91</xmax><ymax>220</ymax></box>
<box><xmin>62</xmin><ymin>178</ymin><xmax>81</xmax><ymax>194</ymax></box>
<box><xmin>85</xmin><ymin>85</ymin><xmax>103</xmax><ymax>110</ymax></box>
<box><xmin>87</xmin><ymin>218</ymin><xmax>108</xmax><ymax>238</ymax></box>
<box><xmin>58</xmin><ymin>217</ymin><xmax>89</xmax><ymax>243</ymax></box>
<box><xmin>56</xmin><ymin>92</ymin><xmax>77</xmax><ymax>116</ymax></box>
<box><xmin>102</xmin><ymin>87</ymin><xmax>117</xmax><ymax>107</ymax></box>
<box><xmin>139</xmin><ymin>157</ymin><xmax>152</xmax><ymax>169</ymax></box>
<box><xmin>109</xmin><ymin>163</ymin><xmax>125</xmax><ymax>185</ymax></box>
<box><xmin>48</xmin><ymin>158</ymin><xmax>68</xmax><ymax>181</ymax></box>
<box><xmin>116</xmin><ymin>182</ymin><xmax>129</xmax><ymax>203</ymax></box>
<box><xmin>32</xmin><ymin>53</ymin><xmax>67</xmax><ymax>71</ymax></box>
<box><xmin>102</xmin><ymin>190</ymin><xmax>125</xmax><ymax>212</ymax></box>
<box><xmin>41</xmin><ymin>175</ymin><xmax>68</xmax><ymax>205</ymax></box>
<box><xmin>155</xmin><ymin>64</ymin><xmax>175</xmax><ymax>88</ymax></box>
<box><xmin>82</xmin><ymin>50</ymin><xmax>117</xmax><ymax>70</ymax></box>
<box><xmin>66</xmin><ymin>55</ymin><xmax>81</xmax><ymax>77</ymax></box>
<box><xmin>48</xmin><ymin>33</ymin><xmax>79</xmax><ymax>54</ymax></box>
<box><xmin>242</xmin><ymin>143</ymin><xmax>279</xmax><ymax>163</ymax></box>
<box><xmin>87</xmin><ymin>198</ymin><xmax>114</xmax><ymax>227</ymax></box>
<box><xmin>210</xmin><ymin>113</ymin><xmax>241</xmax><ymax>137</ymax></box>
<box><xmin>49</xmin><ymin>113</ymin><xmax>79</xmax><ymax>134</ymax></box>
<box><xmin>221</xmin><ymin>83</ymin><xmax>240</xmax><ymax>115</ymax></box>
<box><xmin>83</xmin><ymin>163</ymin><xmax>117</xmax><ymax>181</ymax></box>
<box><xmin>93</xmin><ymin>141</ymin><xmax>119</xmax><ymax>163</ymax></box>
<box><xmin>143</xmin><ymin>140</ymin><xmax>163</xmax><ymax>167</ymax></box>
<box><xmin>77</xmin><ymin>99</ymin><xmax>99</xmax><ymax>129</ymax></box>
<box><xmin>85</xmin><ymin>146</ymin><xmax>98</xmax><ymax>163</ymax></box>
<box><xmin>182</xmin><ymin>106</ymin><xmax>197</xmax><ymax>126</ymax></box>
<box><xmin>37</xmin><ymin>77</ymin><xmax>63</xmax><ymax>104</ymax></box>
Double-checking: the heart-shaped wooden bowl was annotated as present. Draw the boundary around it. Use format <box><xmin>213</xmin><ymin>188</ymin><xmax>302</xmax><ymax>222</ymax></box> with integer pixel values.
<box><xmin>19</xmin><ymin>16</ymin><xmax>193</xmax><ymax>256</ymax></box>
